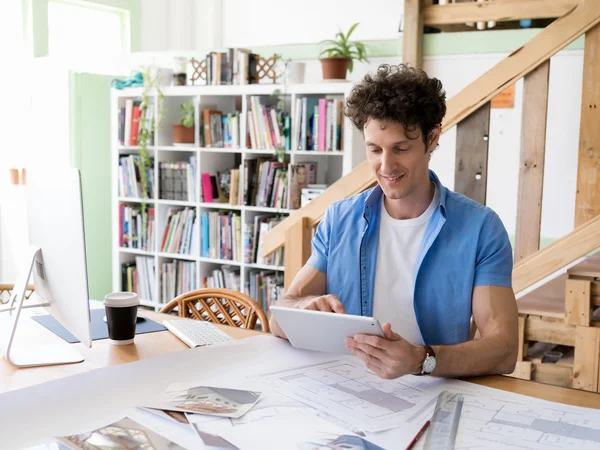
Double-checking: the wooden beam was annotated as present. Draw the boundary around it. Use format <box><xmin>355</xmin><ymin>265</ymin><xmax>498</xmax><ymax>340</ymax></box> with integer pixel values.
<box><xmin>454</xmin><ymin>103</ymin><xmax>491</xmax><ymax>205</ymax></box>
<box><xmin>575</xmin><ymin>23</ymin><xmax>600</xmax><ymax>226</ymax></box>
<box><xmin>514</xmin><ymin>61</ymin><xmax>550</xmax><ymax>262</ymax></box>
<box><xmin>573</xmin><ymin>326</ymin><xmax>600</xmax><ymax>391</ymax></box>
<box><xmin>262</xmin><ymin>1</ymin><xmax>600</xmax><ymax>257</ymax></box>
<box><xmin>444</xmin><ymin>0</ymin><xmax>600</xmax><ymax>131</ymax></box>
<box><xmin>513</xmin><ymin>214</ymin><xmax>600</xmax><ymax>295</ymax></box>
<box><xmin>565</xmin><ymin>279</ymin><xmax>592</xmax><ymax>327</ymax></box>
<box><xmin>403</xmin><ymin>0</ymin><xmax>424</xmax><ymax>68</ymax></box>
<box><xmin>524</xmin><ymin>316</ymin><xmax>576</xmax><ymax>347</ymax></box>
<box><xmin>424</xmin><ymin>0</ymin><xmax>579</xmax><ymax>26</ymax></box>
<box><xmin>283</xmin><ymin>217</ymin><xmax>312</xmax><ymax>291</ymax></box>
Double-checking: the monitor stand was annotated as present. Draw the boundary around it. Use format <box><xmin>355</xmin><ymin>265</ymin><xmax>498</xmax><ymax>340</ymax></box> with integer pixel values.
<box><xmin>2</xmin><ymin>246</ymin><xmax>84</xmax><ymax>368</ymax></box>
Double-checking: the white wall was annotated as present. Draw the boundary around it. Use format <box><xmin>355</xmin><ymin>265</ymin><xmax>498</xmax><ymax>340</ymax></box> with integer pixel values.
<box><xmin>139</xmin><ymin>0</ymin><xmax>403</xmax><ymax>51</ymax></box>
<box><xmin>139</xmin><ymin>0</ymin><xmax>223</xmax><ymax>51</ymax></box>
<box><xmin>221</xmin><ymin>0</ymin><xmax>403</xmax><ymax>47</ymax></box>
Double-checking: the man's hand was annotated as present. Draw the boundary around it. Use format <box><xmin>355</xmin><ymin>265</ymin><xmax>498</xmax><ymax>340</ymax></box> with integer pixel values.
<box><xmin>269</xmin><ymin>294</ymin><xmax>346</xmax><ymax>339</ymax></box>
<box><xmin>345</xmin><ymin>323</ymin><xmax>425</xmax><ymax>379</ymax></box>
<box><xmin>297</xmin><ymin>294</ymin><xmax>346</xmax><ymax>313</ymax></box>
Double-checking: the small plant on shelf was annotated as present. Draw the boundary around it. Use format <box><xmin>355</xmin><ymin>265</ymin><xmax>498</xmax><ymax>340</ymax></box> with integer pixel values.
<box><xmin>319</xmin><ymin>22</ymin><xmax>369</xmax><ymax>80</ymax></box>
<box><xmin>138</xmin><ymin>67</ymin><xmax>165</xmax><ymax>201</ymax></box>
<box><xmin>172</xmin><ymin>101</ymin><xmax>195</xmax><ymax>144</ymax></box>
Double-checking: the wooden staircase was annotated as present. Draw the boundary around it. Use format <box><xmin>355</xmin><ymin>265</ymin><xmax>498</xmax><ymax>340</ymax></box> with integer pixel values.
<box><xmin>263</xmin><ymin>0</ymin><xmax>600</xmax><ymax>391</ymax></box>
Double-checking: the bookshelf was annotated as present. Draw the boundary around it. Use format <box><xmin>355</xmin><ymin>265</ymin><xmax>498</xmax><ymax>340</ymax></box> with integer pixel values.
<box><xmin>111</xmin><ymin>82</ymin><xmax>363</xmax><ymax>312</ymax></box>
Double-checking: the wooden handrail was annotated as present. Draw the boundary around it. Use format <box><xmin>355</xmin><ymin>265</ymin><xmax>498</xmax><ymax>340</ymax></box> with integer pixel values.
<box><xmin>262</xmin><ymin>0</ymin><xmax>600</xmax><ymax>258</ymax></box>
<box><xmin>423</xmin><ymin>0</ymin><xmax>579</xmax><ymax>26</ymax></box>
<box><xmin>512</xmin><ymin>214</ymin><xmax>600</xmax><ymax>295</ymax></box>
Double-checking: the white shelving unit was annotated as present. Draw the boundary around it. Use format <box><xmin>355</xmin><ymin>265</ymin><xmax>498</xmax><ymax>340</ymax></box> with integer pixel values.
<box><xmin>111</xmin><ymin>82</ymin><xmax>364</xmax><ymax>311</ymax></box>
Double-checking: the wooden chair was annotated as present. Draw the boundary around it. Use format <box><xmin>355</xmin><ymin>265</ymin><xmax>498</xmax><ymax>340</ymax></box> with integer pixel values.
<box><xmin>0</xmin><ymin>283</ymin><xmax>35</xmax><ymax>304</ymax></box>
<box><xmin>160</xmin><ymin>288</ymin><xmax>270</xmax><ymax>333</ymax></box>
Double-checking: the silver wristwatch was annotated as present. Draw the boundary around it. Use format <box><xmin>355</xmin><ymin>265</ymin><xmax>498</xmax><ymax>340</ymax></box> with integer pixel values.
<box><xmin>419</xmin><ymin>345</ymin><xmax>437</xmax><ymax>375</ymax></box>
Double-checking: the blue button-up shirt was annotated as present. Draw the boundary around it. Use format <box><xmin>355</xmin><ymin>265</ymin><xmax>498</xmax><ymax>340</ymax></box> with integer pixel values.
<box><xmin>306</xmin><ymin>170</ymin><xmax>513</xmax><ymax>346</ymax></box>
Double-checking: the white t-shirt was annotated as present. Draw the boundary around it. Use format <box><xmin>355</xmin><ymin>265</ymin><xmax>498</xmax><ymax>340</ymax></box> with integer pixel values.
<box><xmin>372</xmin><ymin>186</ymin><xmax>440</xmax><ymax>345</ymax></box>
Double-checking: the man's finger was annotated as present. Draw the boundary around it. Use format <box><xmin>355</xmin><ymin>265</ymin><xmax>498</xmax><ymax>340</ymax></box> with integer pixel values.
<box><xmin>350</xmin><ymin>346</ymin><xmax>386</xmax><ymax>371</ymax></box>
<box><xmin>326</xmin><ymin>295</ymin><xmax>345</xmax><ymax>314</ymax></box>
<box><xmin>353</xmin><ymin>333</ymin><xmax>392</xmax><ymax>351</ymax></box>
<box><xmin>382</xmin><ymin>322</ymin><xmax>402</xmax><ymax>341</ymax></box>
<box><xmin>351</xmin><ymin>341</ymin><xmax>390</xmax><ymax>363</ymax></box>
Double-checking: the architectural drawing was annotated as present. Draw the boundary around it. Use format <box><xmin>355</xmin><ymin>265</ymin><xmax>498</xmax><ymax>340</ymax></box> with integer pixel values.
<box><xmin>259</xmin><ymin>359</ymin><xmax>442</xmax><ymax>432</ymax></box>
<box><xmin>408</xmin><ymin>386</ymin><xmax>600</xmax><ymax>450</ymax></box>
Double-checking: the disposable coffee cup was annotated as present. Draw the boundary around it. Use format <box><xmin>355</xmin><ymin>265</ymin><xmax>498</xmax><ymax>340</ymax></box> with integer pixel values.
<box><xmin>104</xmin><ymin>292</ymin><xmax>139</xmax><ymax>345</ymax></box>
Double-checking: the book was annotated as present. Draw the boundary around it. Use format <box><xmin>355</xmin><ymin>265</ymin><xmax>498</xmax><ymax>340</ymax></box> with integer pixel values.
<box><xmin>287</xmin><ymin>162</ymin><xmax>317</xmax><ymax>210</ymax></box>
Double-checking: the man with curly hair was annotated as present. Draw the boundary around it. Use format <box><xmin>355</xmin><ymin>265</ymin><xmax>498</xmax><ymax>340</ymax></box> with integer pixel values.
<box><xmin>271</xmin><ymin>64</ymin><xmax>518</xmax><ymax>379</ymax></box>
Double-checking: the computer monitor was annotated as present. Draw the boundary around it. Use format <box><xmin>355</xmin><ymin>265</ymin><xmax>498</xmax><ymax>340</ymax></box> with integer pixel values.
<box><xmin>4</xmin><ymin>168</ymin><xmax>92</xmax><ymax>367</ymax></box>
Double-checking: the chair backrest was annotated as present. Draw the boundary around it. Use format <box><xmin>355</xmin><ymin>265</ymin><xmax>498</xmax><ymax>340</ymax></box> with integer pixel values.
<box><xmin>0</xmin><ymin>283</ymin><xmax>35</xmax><ymax>304</ymax></box>
<box><xmin>160</xmin><ymin>288</ymin><xmax>270</xmax><ymax>333</ymax></box>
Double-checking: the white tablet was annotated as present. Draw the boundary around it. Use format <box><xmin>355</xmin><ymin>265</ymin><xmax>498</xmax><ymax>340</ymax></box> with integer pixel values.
<box><xmin>270</xmin><ymin>306</ymin><xmax>384</xmax><ymax>354</ymax></box>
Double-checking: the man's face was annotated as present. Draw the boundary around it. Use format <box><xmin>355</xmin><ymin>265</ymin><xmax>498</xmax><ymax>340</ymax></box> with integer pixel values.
<box><xmin>364</xmin><ymin>118</ymin><xmax>438</xmax><ymax>201</ymax></box>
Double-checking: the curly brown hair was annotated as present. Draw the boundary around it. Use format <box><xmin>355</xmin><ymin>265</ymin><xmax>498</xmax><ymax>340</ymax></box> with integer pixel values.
<box><xmin>345</xmin><ymin>64</ymin><xmax>447</xmax><ymax>145</ymax></box>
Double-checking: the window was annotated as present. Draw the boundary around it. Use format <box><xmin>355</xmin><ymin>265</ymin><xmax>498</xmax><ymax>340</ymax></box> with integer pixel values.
<box><xmin>48</xmin><ymin>0</ymin><xmax>129</xmax><ymax>58</ymax></box>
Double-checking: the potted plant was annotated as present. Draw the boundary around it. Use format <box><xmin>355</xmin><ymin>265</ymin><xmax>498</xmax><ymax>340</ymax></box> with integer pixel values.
<box><xmin>319</xmin><ymin>23</ymin><xmax>369</xmax><ymax>80</ymax></box>
<box><xmin>172</xmin><ymin>101</ymin><xmax>195</xmax><ymax>144</ymax></box>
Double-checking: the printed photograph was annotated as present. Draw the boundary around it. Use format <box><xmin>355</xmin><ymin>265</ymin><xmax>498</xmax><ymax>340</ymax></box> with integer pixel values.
<box><xmin>144</xmin><ymin>384</ymin><xmax>261</xmax><ymax>418</ymax></box>
<box><xmin>57</xmin><ymin>416</ymin><xmax>185</xmax><ymax>450</ymax></box>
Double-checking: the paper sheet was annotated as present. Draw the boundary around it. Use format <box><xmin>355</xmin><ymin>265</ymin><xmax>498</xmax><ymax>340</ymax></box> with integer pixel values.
<box><xmin>3</xmin><ymin>335</ymin><xmax>600</xmax><ymax>450</ymax></box>
<box><xmin>256</xmin><ymin>356</ymin><xmax>445</xmax><ymax>432</ymax></box>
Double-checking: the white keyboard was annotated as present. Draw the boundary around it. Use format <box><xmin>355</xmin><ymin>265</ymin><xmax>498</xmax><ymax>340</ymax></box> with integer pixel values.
<box><xmin>164</xmin><ymin>319</ymin><xmax>233</xmax><ymax>348</ymax></box>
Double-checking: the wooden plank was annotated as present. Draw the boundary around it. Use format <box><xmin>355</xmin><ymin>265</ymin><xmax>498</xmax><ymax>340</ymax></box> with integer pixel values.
<box><xmin>403</xmin><ymin>0</ymin><xmax>424</xmax><ymax>68</ymax></box>
<box><xmin>454</xmin><ymin>103</ymin><xmax>491</xmax><ymax>205</ymax></box>
<box><xmin>263</xmin><ymin>2</ymin><xmax>600</xmax><ymax>257</ymax></box>
<box><xmin>565</xmin><ymin>279</ymin><xmax>592</xmax><ymax>326</ymax></box>
<box><xmin>575</xmin><ymin>23</ymin><xmax>600</xmax><ymax>226</ymax></box>
<box><xmin>424</xmin><ymin>0</ymin><xmax>579</xmax><ymax>26</ymax></box>
<box><xmin>513</xmin><ymin>213</ymin><xmax>600</xmax><ymax>294</ymax></box>
<box><xmin>573</xmin><ymin>326</ymin><xmax>600</xmax><ymax>391</ymax></box>
<box><xmin>444</xmin><ymin>0</ymin><xmax>600</xmax><ymax>131</ymax></box>
<box><xmin>524</xmin><ymin>315</ymin><xmax>576</xmax><ymax>346</ymax></box>
<box><xmin>593</xmin><ymin>282</ymin><xmax>600</xmax><ymax>307</ymax></box>
<box><xmin>283</xmin><ymin>217</ymin><xmax>312</xmax><ymax>291</ymax></box>
<box><xmin>517</xmin><ymin>315</ymin><xmax>527</xmax><ymax>361</ymax></box>
<box><xmin>514</xmin><ymin>61</ymin><xmax>550</xmax><ymax>262</ymax></box>
<box><xmin>532</xmin><ymin>362</ymin><xmax>573</xmax><ymax>387</ymax></box>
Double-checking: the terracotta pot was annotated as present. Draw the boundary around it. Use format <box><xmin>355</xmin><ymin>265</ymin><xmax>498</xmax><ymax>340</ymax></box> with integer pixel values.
<box><xmin>320</xmin><ymin>57</ymin><xmax>350</xmax><ymax>80</ymax></box>
<box><xmin>172</xmin><ymin>124</ymin><xmax>195</xmax><ymax>144</ymax></box>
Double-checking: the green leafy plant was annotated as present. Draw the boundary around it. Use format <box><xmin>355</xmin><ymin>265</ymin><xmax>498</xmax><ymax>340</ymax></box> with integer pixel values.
<box><xmin>138</xmin><ymin>67</ymin><xmax>165</xmax><ymax>208</ymax></box>
<box><xmin>319</xmin><ymin>22</ymin><xmax>369</xmax><ymax>73</ymax></box>
<box><xmin>180</xmin><ymin>101</ymin><xmax>195</xmax><ymax>128</ymax></box>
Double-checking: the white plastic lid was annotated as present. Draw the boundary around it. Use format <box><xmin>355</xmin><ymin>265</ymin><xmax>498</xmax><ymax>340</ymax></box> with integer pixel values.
<box><xmin>104</xmin><ymin>292</ymin><xmax>139</xmax><ymax>308</ymax></box>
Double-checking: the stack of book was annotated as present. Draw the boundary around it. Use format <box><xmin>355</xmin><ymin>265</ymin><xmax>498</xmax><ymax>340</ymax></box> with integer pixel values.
<box><xmin>119</xmin><ymin>205</ymin><xmax>155</xmax><ymax>251</ymax></box>
<box><xmin>205</xmin><ymin>49</ymin><xmax>259</xmax><ymax>86</ymax></box>
<box><xmin>201</xmin><ymin>265</ymin><xmax>241</xmax><ymax>291</ymax></box>
<box><xmin>161</xmin><ymin>260</ymin><xmax>197</xmax><ymax>303</ymax></box>
<box><xmin>245</xmin><ymin>270</ymin><xmax>284</xmax><ymax>314</ymax></box>
<box><xmin>118</xmin><ymin>99</ymin><xmax>154</xmax><ymax>146</ymax></box>
<box><xmin>200</xmin><ymin>211</ymin><xmax>242</xmax><ymax>262</ymax></box>
<box><xmin>291</xmin><ymin>97</ymin><xmax>344</xmax><ymax>151</ymax></box>
<box><xmin>243</xmin><ymin>215</ymin><xmax>285</xmax><ymax>267</ymax></box>
<box><xmin>159</xmin><ymin>158</ymin><xmax>197</xmax><ymax>201</ymax></box>
<box><xmin>247</xmin><ymin>96</ymin><xmax>291</xmax><ymax>150</ymax></box>
<box><xmin>160</xmin><ymin>208</ymin><xmax>197</xmax><ymax>255</ymax></box>
<box><xmin>200</xmin><ymin>109</ymin><xmax>241</xmax><ymax>148</ymax></box>
<box><xmin>121</xmin><ymin>257</ymin><xmax>156</xmax><ymax>302</ymax></box>
<box><xmin>118</xmin><ymin>155</ymin><xmax>155</xmax><ymax>199</ymax></box>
